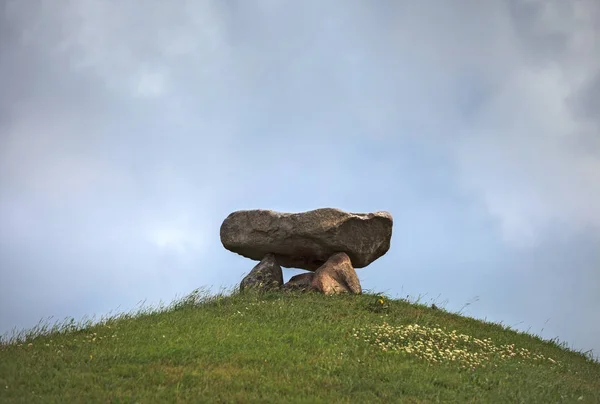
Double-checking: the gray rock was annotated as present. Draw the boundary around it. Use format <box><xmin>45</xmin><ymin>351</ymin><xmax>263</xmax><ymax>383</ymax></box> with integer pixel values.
<box><xmin>220</xmin><ymin>208</ymin><xmax>393</xmax><ymax>271</ymax></box>
<box><xmin>239</xmin><ymin>253</ymin><xmax>283</xmax><ymax>292</ymax></box>
<box><xmin>282</xmin><ymin>273</ymin><xmax>315</xmax><ymax>292</ymax></box>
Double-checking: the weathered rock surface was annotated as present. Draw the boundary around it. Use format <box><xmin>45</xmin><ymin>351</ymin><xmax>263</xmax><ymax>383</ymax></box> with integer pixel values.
<box><xmin>282</xmin><ymin>273</ymin><xmax>315</xmax><ymax>292</ymax></box>
<box><xmin>239</xmin><ymin>253</ymin><xmax>283</xmax><ymax>292</ymax></box>
<box><xmin>311</xmin><ymin>252</ymin><xmax>362</xmax><ymax>295</ymax></box>
<box><xmin>220</xmin><ymin>208</ymin><xmax>393</xmax><ymax>271</ymax></box>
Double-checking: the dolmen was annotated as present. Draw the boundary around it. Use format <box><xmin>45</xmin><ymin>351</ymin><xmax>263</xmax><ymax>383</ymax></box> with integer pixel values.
<box><xmin>220</xmin><ymin>208</ymin><xmax>393</xmax><ymax>295</ymax></box>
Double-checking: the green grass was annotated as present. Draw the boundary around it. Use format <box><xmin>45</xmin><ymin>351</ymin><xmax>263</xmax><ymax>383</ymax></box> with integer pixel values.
<box><xmin>1</xmin><ymin>288</ymin><xmax>599</xmax><ymax>403</ymax></box>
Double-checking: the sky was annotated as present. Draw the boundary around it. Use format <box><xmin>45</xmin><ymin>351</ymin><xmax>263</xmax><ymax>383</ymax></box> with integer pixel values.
<box><xmin>0</xmin><ymin>0</ymin><xmax>599</xmax><ymax>358</ymax></box>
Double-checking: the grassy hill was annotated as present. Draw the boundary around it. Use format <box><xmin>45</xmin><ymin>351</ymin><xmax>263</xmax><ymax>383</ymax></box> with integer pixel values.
<box><xmin>1</xmin><ymin>288</ymin><xmax>599</xmax><ymax>403</ymax></box>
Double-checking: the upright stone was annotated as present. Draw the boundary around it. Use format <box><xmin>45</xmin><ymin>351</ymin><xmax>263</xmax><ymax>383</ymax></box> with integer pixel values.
<box><xmin>220</xmin><ymin>208</ymin><xmax>393</xmax><ymax>271</ymax></box>
<box><xmin>239</xmin><ymin>253</ymin><xmax>284</xmax><ymax>292</ymax></box>
<box><xmin>311</xmin><ymin>252</ymin><xmax>362</xmax><ymax>295</ymax></box>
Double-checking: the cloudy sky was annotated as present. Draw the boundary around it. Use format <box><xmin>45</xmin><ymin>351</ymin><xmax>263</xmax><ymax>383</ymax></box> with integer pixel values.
<box><xmin>0</xmin><ymin>0</ymin><xmax>599</xmax><ymax>358</ymax></box>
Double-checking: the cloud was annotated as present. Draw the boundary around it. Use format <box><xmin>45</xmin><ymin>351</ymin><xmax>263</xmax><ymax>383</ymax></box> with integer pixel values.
<box><xmin>456</xmin><ymin>65</ymin><xmax>600</xmax><ymax>247</ymax></box>
<box><xmin>448</xmin><ymin>0</ymin><xmax>600</xmax><ymax>247</ymax></box>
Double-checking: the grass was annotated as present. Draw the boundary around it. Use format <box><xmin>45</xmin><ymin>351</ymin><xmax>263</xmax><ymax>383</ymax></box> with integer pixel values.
<box><xmin>1</xmin><ymin>288</ymin><xmax>599</xmax><ymax>403</ymax></box>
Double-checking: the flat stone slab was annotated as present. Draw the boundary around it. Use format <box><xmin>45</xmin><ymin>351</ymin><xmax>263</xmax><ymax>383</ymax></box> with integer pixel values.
<box><xmin>220</xmin><ymin>208</ymin><xmax>393</xmax><ymax>270</ymax></box>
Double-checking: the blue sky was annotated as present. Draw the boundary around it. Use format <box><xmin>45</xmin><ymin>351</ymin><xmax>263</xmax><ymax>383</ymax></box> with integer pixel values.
<box><xmin>0</xmin><ymin>0</ymin><xmax>599</xmax><ymax>358</ymax></box>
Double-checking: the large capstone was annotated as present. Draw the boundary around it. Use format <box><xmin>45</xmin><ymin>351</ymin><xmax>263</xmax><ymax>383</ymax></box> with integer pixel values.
<box><xmin>220</xmin><ymin>208</ymin><xmax>393</xmax><ymax>271</ymax></box>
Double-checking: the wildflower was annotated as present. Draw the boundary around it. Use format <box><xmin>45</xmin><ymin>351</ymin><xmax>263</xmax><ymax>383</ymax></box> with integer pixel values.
<box><xmin>352</xmin><ymin>321</ymin><xmax>561</xmax><ymax>370</ymax></box>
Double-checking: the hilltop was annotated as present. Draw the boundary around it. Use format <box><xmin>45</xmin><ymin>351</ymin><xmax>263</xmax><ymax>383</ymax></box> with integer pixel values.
<box><xmin>1</xmin><ymin>289</ymin><xmax>599</xmax><ymax>403</ymax></box>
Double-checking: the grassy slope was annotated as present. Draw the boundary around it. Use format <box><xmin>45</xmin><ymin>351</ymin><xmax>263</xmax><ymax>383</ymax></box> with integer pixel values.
<box><xmin>1</xmin><ymin>289</ymin><xmax>599</xmax><ymax>403</ymax></box>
